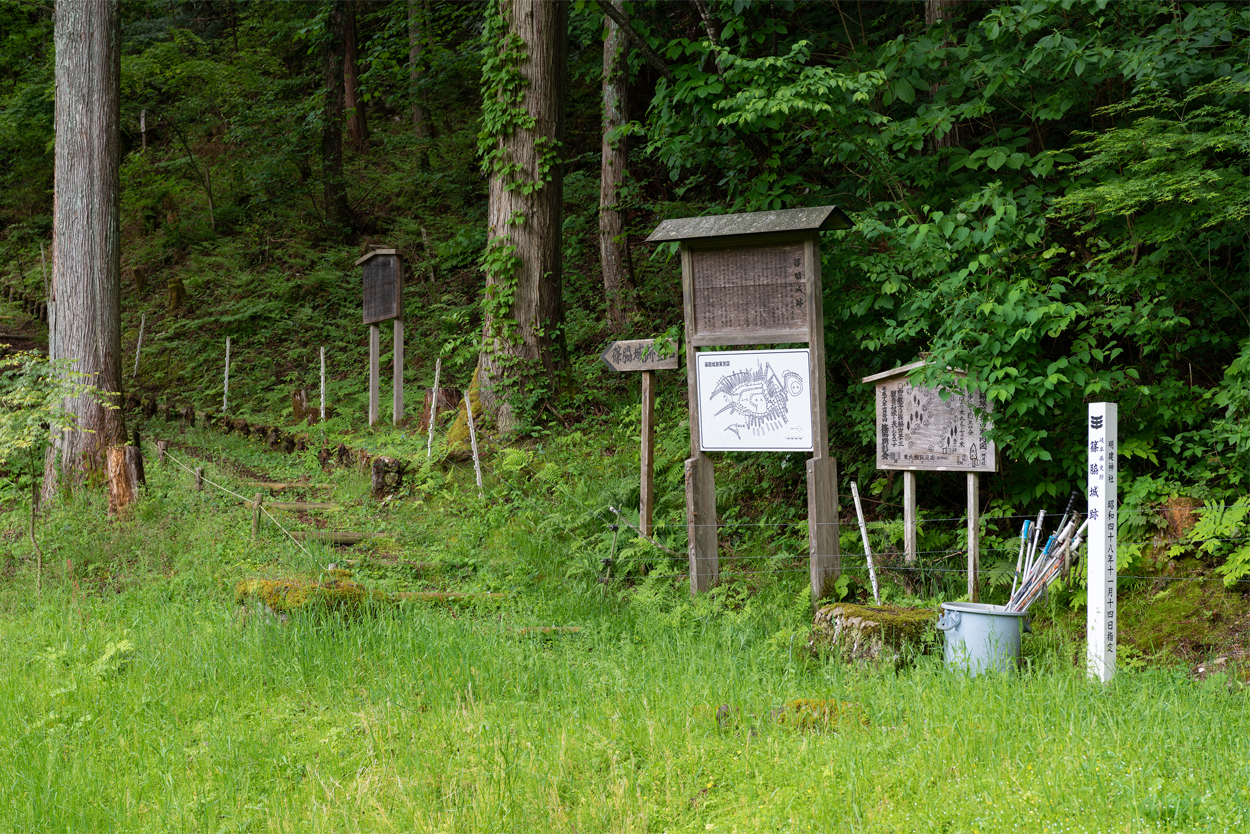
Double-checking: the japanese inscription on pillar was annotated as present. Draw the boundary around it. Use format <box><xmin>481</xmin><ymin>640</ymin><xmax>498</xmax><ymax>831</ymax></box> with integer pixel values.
<box><xmin>1087</xmin><ymin>402</ymin><xmax>1118</xmax><ymax>682</ymax></box>
<box><xmin>864</xmin><ymin>362</ymin><xmax>995</xmax><ymax>473</ymax></box>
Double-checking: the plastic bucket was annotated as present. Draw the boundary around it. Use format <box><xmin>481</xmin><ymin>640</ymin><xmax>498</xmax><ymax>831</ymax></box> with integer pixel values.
<box><xmin>935</xmin><ymin>602</ymin><xmax>1031</xmax><ymax>675</ymax></box>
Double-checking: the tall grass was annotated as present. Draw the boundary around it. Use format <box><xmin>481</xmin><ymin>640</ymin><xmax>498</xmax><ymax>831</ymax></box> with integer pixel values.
<box><xmin>0</xmin><ymin>427</ymin><xmax>1246</xmax><ymax>832</ymax></box>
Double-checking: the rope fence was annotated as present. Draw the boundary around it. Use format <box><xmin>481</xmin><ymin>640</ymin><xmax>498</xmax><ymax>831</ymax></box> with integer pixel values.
<box><xmin>119</xmin><ymin>385</ymin><xmax>1246</xmax><ymax>591</ymax></box>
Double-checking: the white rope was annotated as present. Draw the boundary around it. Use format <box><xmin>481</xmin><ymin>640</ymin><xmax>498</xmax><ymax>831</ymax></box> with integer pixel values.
<box><xmin>147</xmin><ymin>439</ymin><xmax>316</xmax><ymax>560</ymax></box>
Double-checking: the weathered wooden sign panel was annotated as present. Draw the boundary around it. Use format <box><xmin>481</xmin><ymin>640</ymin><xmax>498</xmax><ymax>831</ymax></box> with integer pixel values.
<box><xmin>696</xmin><ymin>349</ymin><xmax>812</xmax><ymax>452</ymax></box>
<box><xmin>865</xmin><ymin>361</ymin><xmax>995</xmax><ymax>472</ymax></box>
<box><xmin>358</xmin><ymin>250</ymin><xmax>403</xmax><ymax>324</ymax></box>
<box><xmin>600</xmin><ymin>338</ymin><xmax>680</xmax><ymax>372</ymax></box>
<box><xmin>689</xmin><ymin>241</ymin><xmax>806</xmax><ymax>341</ymax></box>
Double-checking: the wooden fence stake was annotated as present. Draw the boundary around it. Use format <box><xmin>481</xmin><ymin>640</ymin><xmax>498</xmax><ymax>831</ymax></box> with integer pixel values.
<box><xmin>464</xmin><ymin>390</ymin><xmax>483</xmax><ymax>498</ymax></box>
<box><xmin>223</xmin><ymin>337</ymin><xmax>231</xmax><ymax>415</ymax></box>
<box><xmin>157</xmin><ymin>440</ymin><xmax>168</xmax><ymax>464</ymax></box>
<box><xmin>132</xmin><ymin>313</ymin><xmax>145</xmax><ymax>379</ymax></box>
<box><xmin>426</xmin><ymin>357</ymin><xmax>441</xmax><ymax>459</ymax></box>
<box><xmin>251</xmin><ymin>492</ymin><xmax>264</xmax><ymax>538</ymax></box>
<box><xmin>194</xmin><ymin>467</ymin><xmax>203</xmax><ymax>491</ymax></box>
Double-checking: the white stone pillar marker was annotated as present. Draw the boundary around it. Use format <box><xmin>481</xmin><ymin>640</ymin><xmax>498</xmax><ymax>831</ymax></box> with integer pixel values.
<box><xmin>1087</xmin><ymin>402</ymin><xmax>1118</xmax><ymax>683</ymax></box>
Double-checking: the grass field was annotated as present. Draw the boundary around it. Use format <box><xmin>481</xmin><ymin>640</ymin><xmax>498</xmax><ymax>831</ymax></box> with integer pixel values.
<box><xmin>0</xmin><ymin>427</ymin><xmax>1246</xmax><ymax>833</ymax></box>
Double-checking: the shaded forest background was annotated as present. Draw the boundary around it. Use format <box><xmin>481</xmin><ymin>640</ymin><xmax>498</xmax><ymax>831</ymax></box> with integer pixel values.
<box><xmin>0</xmin><ymin>0</ymin><xmax>1246</xmax><ymax>528</ymax></box>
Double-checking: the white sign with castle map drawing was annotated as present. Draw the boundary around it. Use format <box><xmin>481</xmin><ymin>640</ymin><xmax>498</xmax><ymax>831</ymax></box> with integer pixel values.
<box><xmin>696</xmin><ymin>349</ymin><xmax>812</xmax><ymax>452</ymax></box>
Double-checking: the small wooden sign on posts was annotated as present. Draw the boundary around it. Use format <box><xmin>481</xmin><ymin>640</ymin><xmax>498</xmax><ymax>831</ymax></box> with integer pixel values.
<box><xmin>862</xmin><ymin>360</ymin><xmax>995</xmax><ymax>599</ymax></box>
<box><xmin>646</xmin><ymin>205</ymin><xmax>853</xmax><ymax>605</ymax></box>
<box><xmin>356</xmin><ymin>249</ymin><xmax>405</xmax><ymax>426</ymax></box>
<box><xmin>601</xmin><ymin>337</ymin><xmax>679</xmax><ymax>538</ymax></box>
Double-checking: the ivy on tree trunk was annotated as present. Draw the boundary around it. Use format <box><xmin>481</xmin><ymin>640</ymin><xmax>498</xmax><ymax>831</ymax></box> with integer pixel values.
<box><xmin>476</xmin><ymin>0</ymin><xmax>569</xmax><ymax>434</ymax></box>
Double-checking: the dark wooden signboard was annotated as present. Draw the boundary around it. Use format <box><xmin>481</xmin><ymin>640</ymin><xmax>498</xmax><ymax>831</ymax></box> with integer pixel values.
<box><xmin>689</xmin><ymin>240</ymin><xmax>806</xmax><ymax>342</ymax></box>
<box><xmin>358</xmin><ymin>250</ymin><xmax>403</xmax><ymax>325</ymax></box>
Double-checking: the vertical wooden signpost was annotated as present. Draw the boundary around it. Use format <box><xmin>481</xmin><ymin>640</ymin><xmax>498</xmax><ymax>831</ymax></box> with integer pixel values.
<box><xmin>646</xmin><ymin>206</ymin><xmax>852</xmax><ymax>604</ymax></box>
<box><xmin>1087</xmin><ymin>402</ymin><xmax>1118</xmax><ymax>683</ymax></box>
<box><xmin>356</xmin><ymin>250</ymin><xmax>405</xmax><ymax>427</ymax></box>
<box><xmin>601</xmin><ymin>338</ymin><xmax>680</xmax><ymax>537</ymax></box>
<box><xmin>863</xmin><ymin>361</ymin><xmax>995</xmax><ymax>599</ymax></box>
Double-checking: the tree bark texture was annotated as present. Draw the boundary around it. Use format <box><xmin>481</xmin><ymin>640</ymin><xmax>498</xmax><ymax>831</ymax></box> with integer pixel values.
<box><xmin>598</xmin><ymin>15</ymin><xmax>635</xmax><ymax>329</ymax></box>
<box><xmin>478</xmin><ymin>0</ymin><xmax>569</xmax><ymax>433</ymax></box>
<box><xmin>45</xmin><ymin>0</ymin><xmax>125</xmax><ymax>502</ymax></box>
<box><xmin>106</xmin><ymin>445</ymin><xmax>134</xmax><ymax>516</ymax></box>
<box><xmin>323</xmin><ymin>2</ymin><xmax>350</xmax><ymax>235</ymax></box>
<box><xmin>927</xmin><ymin>0</ymin><xmax>963</xmax><ymax>152</ymax></box>
<box><xmin>344</xmin><ymin>0</ymin><xmax>369</xmax><ymax>149</ymax></box>
<box><xmin>408</xmin><ymin>0</ymin><xmax>432</xmax><ymax>140</ymax></box>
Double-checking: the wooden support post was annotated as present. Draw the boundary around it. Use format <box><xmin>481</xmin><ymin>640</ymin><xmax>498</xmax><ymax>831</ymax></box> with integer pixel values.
<box><xmin>804</xmin><ymin>232</ymin><xmax>839</xmax><ymax>605</ymax></box>
<box><xmin>426</xmin><ymin>357</ymin><xmax>441</xmax><ymax>459</ymax></box>
<box><xmin>967</xmin><ymin>471</ymin><xmax>980</xmax><ymax>602</ymax></box>
<box><xmin>251</xmin><ymin>492</ymin><xmax>263</xmax><ymax>539</ymax></box>
<box><xmin>393</xmin><ymin>318</ymin><xmax>404</xmax><ymax>424</ymax></box>
<box><xmin>368</xmin><ymin>324</ymin><xmax>380</xmax><ymax>426</ymax></box>
<box><xmin>681</xmin><ymin>243</ymin><xmax>718</xmax><ymax>594</ymax></box>
<box><xmin>640</xmin><ymin>369</ymin><xmax>656</xmax><ymax>538</ymax></box>
<box><xmin>194</xmin><ymin>467</ymin><xmax>203</xmax><ymax>492</ymax></box>
<box><xmin>464</xmin><ymin>390</ymin><xmax>483</xmax><ymax>498</ymax></box>
<box><xmin>223</xmin><ymin>336</ymin><xmax>230</xmax><ymax>415</ymax></box>
<box><xmin>903</xmin><ymin>470</ymin><xmax>917</xmax><ymax>566</ymax></box>
<box><xmin>319</xmin><ymin>346</ymin><xmax>326</xmax><ymax>423</ymax></box>
<box><xmin>156</xmin><ymin>440</ymin><xmax>168</xmax><ymax>464</ymax></box>
<box><xmin>685</xmin><ymin>454</ymin><xmax>718</xmax><ymax>593</ymax></box>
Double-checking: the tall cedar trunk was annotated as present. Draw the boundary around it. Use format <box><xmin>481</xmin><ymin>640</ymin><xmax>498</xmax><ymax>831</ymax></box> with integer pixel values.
<box><xmin>344</xmin><ymin>1</ymin><xmax>369</xmax><ymax>149</ymax></box>
<box><xmin>408</xmin><ymin>0</ymin><xmax>431</xmax><ymax>140</ymax></box>
<box><xmin>598</xmin><ymin>15</ymin><xmax>635</xmax><ymax>329</ymax></box>
<box><xmin>322</xmin><ymin>2</ymin><xmax>350</xmax><ymax>235</ymax></box>
<box><xmin>44</xmin><ymin>0</ymin><xmax>125</xmax><ymax>503</ymax></box>
<box><xmin>927</xmin><ymin>0</ymin><xmax>962</xmax><ymax>152</ymax></box>
<box><xmin>477</xmin><ymin>0</ymin><xmax>568</xmax><ymax>433</ymax></box>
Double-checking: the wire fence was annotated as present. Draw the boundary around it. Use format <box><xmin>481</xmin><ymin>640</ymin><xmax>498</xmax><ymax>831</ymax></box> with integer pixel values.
<box><xmin>126</xmin><ymin>389</ymin><xmax>1248</xmax><ymax>591</ymax></box>
<box><xmin>407</xmin><ymin>393</ymin><xmax>1247</xmax><ymax>588</ymax></box>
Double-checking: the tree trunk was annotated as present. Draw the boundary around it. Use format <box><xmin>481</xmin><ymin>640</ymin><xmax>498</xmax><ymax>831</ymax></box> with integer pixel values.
<box><xmin>344</xmin><ymin>0</ymin><xmax>369</xmax><ymax>149</ymax></box>
<box><xmin>323</xmin><ymin>1</ymin><xmax>351</xmax><ymax>236</ymax></box>
<box><xmin>477</xmin><ymin>0</ymin><xmax>569</xmax><ymax>433</ymax></box>
<box><xmin>599</xmin><ymin>14</ymin><xmax>636</xmax><ymax>329</ymax></box>
<box><xmin>408</xmin><ymin>0</ymin><xmax>432</xmax><ymax>141</ymax></box>
<box><xmin>927</xmin><ymin>0</ymin><xmax>962</xmax><ymax>152</ymax></box>
<box><xmin>44</xmin><ymin>0</ymin><xmax>126</xmax><ymax>503</ymax></box>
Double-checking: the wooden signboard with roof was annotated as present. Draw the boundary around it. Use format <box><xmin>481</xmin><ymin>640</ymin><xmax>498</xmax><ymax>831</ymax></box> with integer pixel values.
<box><xmin>862</xmin><ymin>360</ymin><xmax>996</xmax><ymax>600</ymax></box>
<box><xmin>355</xmin><ymin>249</ymin><xmax>405</xmax><ymax>426</ymax></box>
<box><xmin>646</xmin><ymin>206</ymin><xmax>852</xmax><ymax>604</ymax></box>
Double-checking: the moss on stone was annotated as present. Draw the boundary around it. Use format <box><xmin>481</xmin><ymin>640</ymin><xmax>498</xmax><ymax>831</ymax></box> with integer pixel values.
<box><xmin>771</xmin><ymin>698</ymin><xmax>868</xmax><ymax>732</ymax></box>
<box><xmin>808</xmin><ymin>603</ymin><xmax>938</xmax><ymax>664</ymax></box>
<box><xmin>235</xmin><ymin>575</ymin><xmax>386</xmax><ymax>616</ymax></box>
<box><xmin>444</xmin><ymin>367</ymin><xmax>481</xmax><ymax>459</ymax></box>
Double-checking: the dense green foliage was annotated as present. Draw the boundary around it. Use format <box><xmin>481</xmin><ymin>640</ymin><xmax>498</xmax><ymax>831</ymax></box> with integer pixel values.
<box><xmin>0</xmin><ymin>0</ymin><xmax>1246</xmax><ymax>568</ymax></box>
